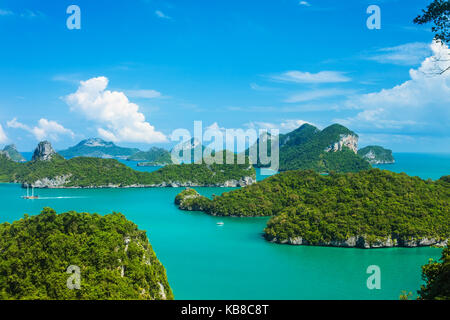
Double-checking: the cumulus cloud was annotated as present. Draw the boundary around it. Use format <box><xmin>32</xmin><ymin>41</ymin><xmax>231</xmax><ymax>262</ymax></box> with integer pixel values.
<box><xmin>0</xmin><ymin>124</ymin><xmax>8</xmax><ymax>143</ymax></box>
<box><xmin>299</xmin><ymin>1</ymin><xmax>311</xmax><ymax>6</ymax></box>
<box><xmin>271</xmin><ymin>70</ymin><xmax>351</xmax><ymax>84</ymax></box>
<box><xmin>337</xmin><ymin>40</ymin><xmax>450</xmax><ymax>134</ymax></box>
<box><xmin>7</xmin><ymin>118</ymin><xmax>74</xmax><ymax>141</ymax></box>
<box><xmin>65</xmin><ymin>76</ymin><xmax>167</xmax><ymax>143</ymax></box>
<box><xmin>366</xmin><ymin>42</ymin><xmax>431</xmax><ymax>66</ymax></box>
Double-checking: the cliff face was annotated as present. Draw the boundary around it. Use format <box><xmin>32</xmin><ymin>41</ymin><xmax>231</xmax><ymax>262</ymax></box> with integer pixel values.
<box><xmin>325</xmin><ymin>134</ymin><xmax>358</xmax><ymax>154</ymax></box>
<box><xmin>267</xmin><ymin>235</ymin><xmax>448</xmax><ymax>249</ymax></box>
<box><xmin>32</xmin><ymin>141</ymin><xmax>57</xmax><ymax>161</ymax></box>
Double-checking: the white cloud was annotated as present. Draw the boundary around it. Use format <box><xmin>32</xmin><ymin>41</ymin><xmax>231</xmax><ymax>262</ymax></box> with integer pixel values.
<box><xmin>299</xmin><ymin>1</ymin><xmax>311</xmax><ymax>6</ymax></box>
<box><xmin>126</xmin><ymin>89</ymin><xmax>162</xmax><ymax>99</ymax></box>
<box><xmin>271</xmin><ymin>70</ymin><xmax>351</xmax><ymax>83</ymax></box>
<box><xmin>366</xmin><ymin>42</ymin><xmax>431</xmax><ymax>66</ymax></box>
<box><xmin>7</xmin><ymin>118</ymin><xmax>74</xmax><ymax>141</ymax></box>
<box><xmin>155</xmin><ymin>10</ymin><xmax>171</xmax><ymax>19</ymax></box>
<box><xmin>0</xmin><ymin>124</ymin><xmax>8</xmax><ymax>143</ymax></box>
<box><xmin>65</xmin><ymin>76</ymin><xmax>167</xmax><ymax>143</ymax></box>
<box><xmin>338</xmin><ymin>40</ymin><xmax>450</xmax><ymax>134</ymax></box>
<box><xmin>284</xmin><ymin>89</ymin><xmax>353</xmax><ymax>103</ymax></box>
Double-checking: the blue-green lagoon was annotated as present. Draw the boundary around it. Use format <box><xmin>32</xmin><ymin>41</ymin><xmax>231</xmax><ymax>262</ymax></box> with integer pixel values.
<box><xmin>0</xmin><ymin>153</ymin><xmax>448</xmax><ymax>299</ymax></box>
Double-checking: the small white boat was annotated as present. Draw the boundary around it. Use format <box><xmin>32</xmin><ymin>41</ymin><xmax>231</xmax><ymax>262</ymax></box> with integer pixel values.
<box><xmin>216</xmin><ymin>222</ymin><xmax>224</xmax><ymax>226</ymax></box>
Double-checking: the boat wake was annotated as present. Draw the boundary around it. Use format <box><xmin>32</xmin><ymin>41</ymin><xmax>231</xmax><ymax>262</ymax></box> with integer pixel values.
<box><xmin>29</xmin><ymin>196</ymin><xmax>88</xmax><ymax>200</ymax></box>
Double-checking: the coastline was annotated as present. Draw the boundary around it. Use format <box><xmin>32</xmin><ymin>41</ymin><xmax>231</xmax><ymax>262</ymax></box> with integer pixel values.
<box><xmin>266</xmin><ymin>235</ymin><xmax>449</xmax><ymax>249</ymax></box>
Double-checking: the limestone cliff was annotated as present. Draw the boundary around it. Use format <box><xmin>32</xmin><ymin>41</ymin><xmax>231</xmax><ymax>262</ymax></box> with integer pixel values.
<box><xmin>325</xmin><ymin>134</ymin><xmax>358</xmax><ymax>154</ymax></box>
<box><xmin>32</xmin><ymin>141</ymin><xmax>58</xmax><ymax>161</ymax></box>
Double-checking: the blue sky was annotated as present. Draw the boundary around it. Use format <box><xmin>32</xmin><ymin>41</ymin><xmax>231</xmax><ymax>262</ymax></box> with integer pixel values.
<box><xmin>0</xmin><ymin>0</ymin><xmax>449</xmax><ymax>152</ymax></box>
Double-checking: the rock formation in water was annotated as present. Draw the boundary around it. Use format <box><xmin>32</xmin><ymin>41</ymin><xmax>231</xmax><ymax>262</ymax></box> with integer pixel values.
<box><xmin>32</xmin><ymin>141</ymin><xmax>58</xmax><ymax>161</ymax></box>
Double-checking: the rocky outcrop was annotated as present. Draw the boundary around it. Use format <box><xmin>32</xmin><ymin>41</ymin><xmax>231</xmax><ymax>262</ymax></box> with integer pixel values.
<box><xmin>267</xmin><ymin>234</ymin><xmax>448</xmax><ymax>249</ymax></box>
<box><xmin>325</xmin><ymin>134</ymin><xmax>358</xmax><ymax>154</ymax></box>
<box><xmin>26</xmin><ymin>175</ymin><xmax>256</xmax><ymax>189</ymax></box>
<box><xmin>29</xmin><ymin>175</ymin><xmax>72</xmax><ymax>188</ymax></box>
<box><xmin>32</xmin><ymin>141</ymin><xmax>57</xmax><ymax>161</ymax></box>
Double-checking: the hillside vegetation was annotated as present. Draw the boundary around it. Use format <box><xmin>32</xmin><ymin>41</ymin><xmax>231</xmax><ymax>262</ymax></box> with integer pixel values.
<box><xmin>246</xmin><ymin>123</ymin><xmax>371</xmax><ymax>173</ymax></box>
<box><xmin>418</xmin><ymin>247</ymin><xmax>450</xmax><ymax>300</ymax></box>
<box><xmin>0</xmin><ymin>208</ymin><xmax>173</xmax><ymax>300</ymax></box>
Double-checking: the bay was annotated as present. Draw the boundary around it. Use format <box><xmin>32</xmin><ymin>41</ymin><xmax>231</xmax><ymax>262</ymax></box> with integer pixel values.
<box><xmin>0</xmin><ymin>152</ymin><xmax>448</xmax><ymax>299</ymax></box>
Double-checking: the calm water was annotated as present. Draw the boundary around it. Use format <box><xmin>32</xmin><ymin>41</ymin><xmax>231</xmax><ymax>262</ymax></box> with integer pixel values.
<box><xmin>1</xmin><ymin>153</ymin><xmax>448</xmax><ymax>299</ymax></box>
<box><xmin>374</xmin><ymin>153</ymin><xmax>450</xmax><ymax>181</ymax></box>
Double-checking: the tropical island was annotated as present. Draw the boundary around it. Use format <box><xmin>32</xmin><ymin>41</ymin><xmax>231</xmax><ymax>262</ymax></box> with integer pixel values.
<box><xmin>0</xmin><ymin>207</ymin><xmax>173</xmax><ymax>300</ymax></box>
<box><xmin>127</xmin><ymin>146</ymin><xmax>172</xmax><ymax>165</ymax></box>
<box><xmin>175</xmin><ymin>169</ymin><xmax>449</xmax><ymax>248</ymax></box>
<box><xmin>247</xmin><ymin>123</ymin><xmax>373</xmax><ymax>173</ymax></box>
<box><xmin>358</xmin><ymin>146</ymin><xmax>395</xmax><ymax>164</ymax></box>
<box><xmin>0</xmin><ymin>141</ymin><xmax>256</xmax><ymax>188</ymax></box>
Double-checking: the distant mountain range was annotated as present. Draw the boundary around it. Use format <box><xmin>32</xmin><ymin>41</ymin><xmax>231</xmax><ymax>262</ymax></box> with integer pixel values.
<box><xmin>58</xmin><ymin>138</ymin><xmax>140</xmax><ymax>159</ymax></box>
<box><xmin>2</xmin><ymin>123</ymin><xmax>394</xmax><ymax>173</ymax></box>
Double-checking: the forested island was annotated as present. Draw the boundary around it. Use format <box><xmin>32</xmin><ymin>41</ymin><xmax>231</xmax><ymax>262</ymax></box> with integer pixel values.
<box><xmin>127</xmin><ymin>147</ymin><xmax>172</xmax><ymax>165</ymax></box>
<box><xmin>358</xmin><ymin>146</ymin><xmax>395</xmax><ymax>164</ymax></box>
<box><xmin>0</xmin><ymin>141</ymin><xmax>255</xmax><ymax>188</ymax></box>
<box><xmin>0</xmin><ymin>208</ymin><xmax>173</xmax><ymax>300</ymax></box>
<box><xmin>175</xmin><ymin>169</ymin><xmax>449</xmax><ymax>248</ymax></box>
<box><xmin>246</xmin><ymin>123</ymin><xmax>372</xmax><ymax>173</ymax></box>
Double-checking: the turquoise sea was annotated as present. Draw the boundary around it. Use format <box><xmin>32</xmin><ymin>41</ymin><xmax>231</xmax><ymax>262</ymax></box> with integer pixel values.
<box><xmin>0</xmin><ymin>153</ymin><xmax>448</xmax><ymax>300</ymax></box>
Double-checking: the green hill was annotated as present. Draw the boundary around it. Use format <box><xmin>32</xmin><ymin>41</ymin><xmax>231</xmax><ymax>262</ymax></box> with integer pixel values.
<box><xmin>246</xmin><ymin>123</ymin><xmax>371</xmax><ymax>173</ymax></box>
<box><xmin>128</xmin><ymin>147</ymin><xmax>172</xmax><ymax>165</ymax></box>
<box><xmin>0</xmin><ymin>207</ymin><xmax>173</xmax><ymax>300</ymax></box>
<box><xmin>175</xmin><ymin>169</ymin><xmax>449</xmax><ymax>248</ymax></box>
<box><xmin>358</xmin><ymin>145</ymin><xmax>395</xmax><ymax>164</ymax></box>
<box><xmin>59</xmin><ymin>138</ymin><xmax>140</xmax><ymax>159</ymax></box>
<box><xmin>1</xmin><ymin>144</ymin><xmax>26</xmax><ymax>162</ymax></box>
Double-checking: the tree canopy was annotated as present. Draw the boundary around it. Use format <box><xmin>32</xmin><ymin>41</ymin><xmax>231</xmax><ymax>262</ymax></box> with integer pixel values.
<box><xmin>0</xmin><ymin>208</ymin><xmax>173</xmax><ymax>300</ymax></box>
